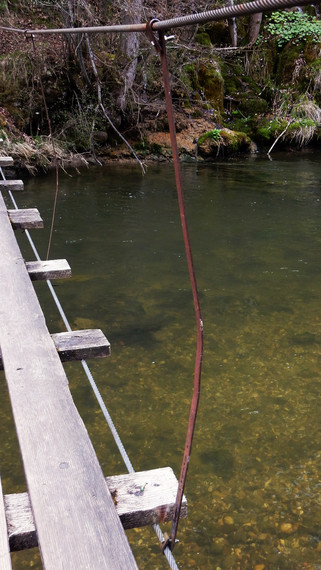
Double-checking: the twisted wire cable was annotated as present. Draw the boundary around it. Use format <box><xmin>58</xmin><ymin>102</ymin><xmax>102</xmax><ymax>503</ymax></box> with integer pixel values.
<box><xmin>0</xmin><ymin>0</ymin><xmax>314</xmax><ymax>36</ymax></box>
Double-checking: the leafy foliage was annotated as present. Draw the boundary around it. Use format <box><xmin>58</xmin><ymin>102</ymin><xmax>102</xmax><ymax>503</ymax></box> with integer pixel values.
<box><xmin>265</xmin><ymin>11</ymin><xmax>321</xmax><ymax>47</ymax></box>
<box><xmin>197</xmin><ymin>128</ymin><xmax>221</xmax><ymax>145</ymax></box>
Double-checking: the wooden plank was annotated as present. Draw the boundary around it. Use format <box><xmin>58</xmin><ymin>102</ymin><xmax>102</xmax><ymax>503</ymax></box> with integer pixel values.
<box><xmin>0</xmin><ymin>180</ymin><xmax>24</xmax><ymax>191</ymax></box>
<box><xmin>0</xmin><ymin>157</ymin><xmax>13</xmax><ymax>167</ymax></box>
<box><xmin>51</xmin><ymin>329</ymin><xmax>111</xmax><ymax>361</ymax></box>
<box><xmin>26</xmin><ymin>259</ymin><xmax>72</xmax><ymax>280</ymax></box>
<box><xmin>8</xmin><ymin>209</ymin><xmax>44</xmax><ymax>230</ymax></box>
<box><xmin>0</xmin><ymin>191</ymin><xmax>138</xmax><ymax>569</ymax></box>
<box><xmin>4</xmin><ymin>467</ymin><xmax>187</xmax><ymax>551</ymax></box>
<box><xmin>107</xmin><ymin>467</ymin><xmax>187</xmax><ymax>530</ymax></box>
<box><xmin>0</xmin><ymin>479</ymin><xmax>12</xmax><ymax>568</ymax></box>
<box><xmin>0</xmin><ymin>329</ymin><xmax>111</xmax><ymax>370</ymax></box>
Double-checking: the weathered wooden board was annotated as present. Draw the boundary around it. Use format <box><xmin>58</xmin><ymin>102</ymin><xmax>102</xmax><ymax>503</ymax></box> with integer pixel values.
<box><xmin>5</xmin><ymin>467</ymin><xmax>187</xmax><ymax>551</ymax></box>
<box><xmin>0</xmin><ymin>479</ymin><xmax>12</xmax><ymax>569</ymax></box>
<box><xmin>0</xmin><ymin>191</ymin><xmax>138</xmax><ymax>569</ymax></box>
<box><xmin>0</xmin><ymin>329</ymin><xmax>111</xmax><ymax>370</ymax></box>
<box><xmin>51</xmin><ymin>329</ymin><xmax>111</xmax><ymax>361</ymax></box>
<box><xmin>8</xmin><ymin>209</ymin><xmax>44</xmax><ymax>230</ymax></box>
<box><xmin>107</xmin><ymin>467</ymin><xmax>187</xmax><ymax>530</ymax></box>
<box><xmin>0</xmin><ymin>180</ymin><xmax>24</xmax><ymax>191</ymax></box>
<box><xmin>26</xmin><ymin>259</ymin><xmax>72</xmax><ymax>280</ymax></box>
<box><xmin>0</xmin><ymin>157</ymin><xmax>13</xmax><ymax>167</ymax></box>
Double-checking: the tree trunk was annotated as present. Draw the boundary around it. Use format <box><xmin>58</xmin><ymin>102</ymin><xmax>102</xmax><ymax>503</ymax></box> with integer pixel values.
<box><xmin>117</xmin><ymin>0</ymin><xmax>143</xmax><ymax>113</ymax></box>
<box><xmin>247</xmin><ymin>12</ymin><xmax>263</xmax><ymax>45</ymax></box>
<box><xmin>226</xmin><ymin>0</ymin><xmax>237</xmax><ymax>47</ymax></box>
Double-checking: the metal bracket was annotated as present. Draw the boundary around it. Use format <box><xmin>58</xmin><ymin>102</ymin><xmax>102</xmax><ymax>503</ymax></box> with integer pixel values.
<box><xmin>160</xmin><ymin>533</ymin><xmax>171</xmax><ymax>553</ymax></box>
<box><xmin>145</xmin><ymin>18</ymin><xmax>161</xmax><ymax>53</ymax></box>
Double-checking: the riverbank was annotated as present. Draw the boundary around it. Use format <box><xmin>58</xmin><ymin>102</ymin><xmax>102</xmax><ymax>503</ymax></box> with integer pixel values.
<box><xmin>0</xmin><ymin>4</ymin><xmax>320</xmax><ymax>173</ymax></box>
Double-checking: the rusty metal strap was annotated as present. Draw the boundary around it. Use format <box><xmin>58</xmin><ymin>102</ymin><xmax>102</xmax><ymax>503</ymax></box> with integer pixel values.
<box><xmin>153</xmin><ymin>29</ymin><xmax>203</xmax><ymax>552</ymax></box>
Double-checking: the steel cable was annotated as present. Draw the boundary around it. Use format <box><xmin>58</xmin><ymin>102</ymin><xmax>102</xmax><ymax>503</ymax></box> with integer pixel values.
<box><xmin>0</xmin><ymin>0</ymin><xmax>314</xmax><ymax>36</ymax></box>
<box><xmin>153</xmin><ymin>0</ymin><xmax>314</xmax><ymax>29</ymax></box>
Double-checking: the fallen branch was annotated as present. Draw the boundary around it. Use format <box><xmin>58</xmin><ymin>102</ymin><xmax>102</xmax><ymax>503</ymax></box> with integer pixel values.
<box><xmin>267</xmin><ymin>120</ymin><xmax>293</xmax><ymax>155</ymax></box>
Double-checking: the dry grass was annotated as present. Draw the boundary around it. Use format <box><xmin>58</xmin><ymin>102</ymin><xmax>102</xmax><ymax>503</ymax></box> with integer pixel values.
<box><xmin>293</xmin><ymin>98</ymin><xmax>321</xmax><ymax>122</ymax></box>
<box><xmin>0</xmin><ymin>132</ymin><xmax>88</xmax><ymax>174</ymax></box>
<box><xmin>288</xmin><ymin>97</ymin><xmax>321</xmax><ymax>147</ymax></box>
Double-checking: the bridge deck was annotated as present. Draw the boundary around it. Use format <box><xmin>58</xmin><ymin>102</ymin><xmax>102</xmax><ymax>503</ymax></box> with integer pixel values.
<box><xmin>0</xmin><ymin>187</ymin><xmax>138</xmax><ymax>569</ymax></box>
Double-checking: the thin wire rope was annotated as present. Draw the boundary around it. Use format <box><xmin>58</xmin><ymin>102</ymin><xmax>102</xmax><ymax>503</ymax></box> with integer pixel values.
<box><xmin>0</xmin><ymin>166</ymin><xmax>179</xmax><ymax>570</ymax></box>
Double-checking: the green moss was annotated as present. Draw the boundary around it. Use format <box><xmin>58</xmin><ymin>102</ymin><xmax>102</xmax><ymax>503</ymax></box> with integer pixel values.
<box><xmin>198</xmin><ymin>62</ymin><xmax>224</xmax><ymax>113</ymax></box>
<box><xmin>239</xmin><ymin>97</ymin><xmax>268</xmax><ymax>116</ymax></box>
<box><xmin>220</xmin><ymin>129</ymin><xmax>252</xmax><ymax>152</ymax></box>
<box><xmin>255</xmin><ymin>117</ymin><xmax>289</xmax><ymax>143</ymax></box>
<box><xmin>289</xmin><ymin>118</ymin><xmax>315</xmax><ymax>130</ymax></box>
<box><xmin>275</xmin><ymin>44</ymin><xmax>302</xmax><ymax>84</ymax></box>
<box><xmin>181</xmin><ymin>58</ymin><xmax>224</xmax><ymax>119</ymax></box>
<box><xmin>195</xmin><ymin>32</ymin><xmax>212</xmax><ymax>47</ymax></box>
<box><xmin>181</xmin><ymin>62</ymin><xmax>200</xmax><ymax>92</ymax></box>
<box><xmin>310</xmin><ymin>57</ymin><xmax>321</xmax><ymax>72</ymax></box>
<box><xmin>206</xmin><ymin>21</ymin><xmax>230</xmax><ymax>45</ymax></box>
<box><xmin>226</xmin><ymin>114</ymin><xmax>256</xmax><ymax>136</ymax></box>
<box><xmin>197</xmin><ymin>127</ymin><xmax>252</xmax><ymax>158</ymax></box>
<box><xmin>197</xmin><ymin>129</ymin><xmax>221</xmax><ymax>146</ymax></box>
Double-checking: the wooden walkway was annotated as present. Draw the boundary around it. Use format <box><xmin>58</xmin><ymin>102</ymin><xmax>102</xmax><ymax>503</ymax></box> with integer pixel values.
<box><xmin>0</xmin><ymin>158</ymin><xmax>186</xmax><ymax>568</ymax></box>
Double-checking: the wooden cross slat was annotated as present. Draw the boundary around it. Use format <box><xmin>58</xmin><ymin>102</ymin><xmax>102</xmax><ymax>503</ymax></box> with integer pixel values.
<box><xmin>0</xmin><ymin>479</ymin><xmax>12</xmax><ymax>569</ymax></box>
<box><xmin>0</xmin><ymin>180</ymin><xmax>24</xmax><ymax>191</ymax></box>
<box><xmin>26</xmin><ymin>259</ymin><xmax>72</xmax><ymax>280</ymax></box>
<box><xmin>8</xmin><ymin>208</ymin><xmax>43</xmax><ymax>230</ymax></box>
<box><xmin>5</xmin><ymin>467</ymin><xmax>187</xmax><ymax>552</ymax></box>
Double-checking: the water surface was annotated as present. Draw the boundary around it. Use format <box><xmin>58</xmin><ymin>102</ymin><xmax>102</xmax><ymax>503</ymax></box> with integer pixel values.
<box><xmin>2</xmin><ymin>152</ymin><xmax>321</xmax><ymax>568</ymax></box>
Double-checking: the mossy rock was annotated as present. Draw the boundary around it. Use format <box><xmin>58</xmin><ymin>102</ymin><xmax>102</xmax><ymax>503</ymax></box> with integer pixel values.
<box><xmin>181</xmin><ymin>58</ymin><xmax>224</xmax><ymax>118</ymax></box>
<box><xmin>255</xmin><ymin>116</ymin><xmax>289</xmax><ymax>144</ymax></box>
<box><xmin>225</xmin><ymin>114</ymin><xmax>257</xmax><ymax>137</ymax></box>
<box><xmin>197</xmin><ymin>127</ymin><xmax>253</xmax><ymax>158</ymax></box>
<box><xmin>198</xmin><ymin>62</ymin><xmax>224</xmax><ymax>114</ymax></box>
<box><xmin>275</xmin><ymin>44</ymin><xmax>303</xmax><ymax>84</ymax></box>
<box><xmin>221</xmin><ymin>58</ymin><xmax>261</xmax><ymax>97</ymax></box>
<box><xmin>198</xmin><ymin>128</ymin><xmax>221</xmax><ymax>146</ymax></box>
<box><xmin>181</xmin><ymin>62</ymin><xmax>201</xmax><ymax>93</ymax></box>
<box><xmin>237</xmin><ymin>95</ymin><xmax>269</xmax><ymax>116</ymax></box>
<box><xmin>220</xmin><ymin>128</ymin><xmax>253</xmax><ymax>153</ymax></box>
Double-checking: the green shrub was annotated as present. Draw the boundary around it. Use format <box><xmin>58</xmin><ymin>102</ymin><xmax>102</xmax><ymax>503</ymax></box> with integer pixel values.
<box><xmin>265</xmin><ymin>11</ymin><xmax>321</xmax><ymax>47</ymax></box>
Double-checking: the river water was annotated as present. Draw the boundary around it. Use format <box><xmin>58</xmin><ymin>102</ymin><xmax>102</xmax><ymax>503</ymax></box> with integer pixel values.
<box><xmin>2</xmin><ymin>152</ymin><xmax>321</xmax><ymax>569</ymax></box>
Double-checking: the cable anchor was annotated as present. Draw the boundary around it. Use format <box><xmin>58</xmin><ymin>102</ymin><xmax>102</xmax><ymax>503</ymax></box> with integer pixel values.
<box><xmin>160</xmin><ymin>533</ymin><xmax>179</xmax><ymax>553</ymax></box>
<box><xmin>145</xmin><ymin>18</ymin><xmax>161</xmax><ymax>52</ymax></box>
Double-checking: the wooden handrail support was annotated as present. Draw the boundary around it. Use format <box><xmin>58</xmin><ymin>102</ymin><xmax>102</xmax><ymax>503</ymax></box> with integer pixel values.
<box><xmin>0</xmin><ymin>188</ymin><xmax>138</xmax><ymax>569</ymax></box>
<box><xmin>4</xmin><ymin>467</ymin><xmax>187</xmax><ymax>552</ymax></box>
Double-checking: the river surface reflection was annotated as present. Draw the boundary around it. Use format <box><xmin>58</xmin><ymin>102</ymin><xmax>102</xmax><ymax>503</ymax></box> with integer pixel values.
<box><xmin>2</xmin><ymin>152</ymin><xmax>321</xmax><ymax>568</ymax></box>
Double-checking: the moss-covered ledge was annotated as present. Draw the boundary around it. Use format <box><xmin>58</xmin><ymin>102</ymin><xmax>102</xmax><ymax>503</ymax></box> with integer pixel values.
<box><xmin>197</xmin><ymin>128</ymin><xmax>255</xmax><ymax>158</ymax></box>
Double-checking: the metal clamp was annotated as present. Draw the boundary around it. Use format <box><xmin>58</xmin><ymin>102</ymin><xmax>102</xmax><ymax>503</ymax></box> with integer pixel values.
<box><xmin>145</xmin><ymin>18</ymin><xmax>161</xmax><ymax>52</ymax></box>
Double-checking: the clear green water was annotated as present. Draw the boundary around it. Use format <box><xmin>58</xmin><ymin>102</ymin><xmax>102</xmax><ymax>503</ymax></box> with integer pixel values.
<box><xmin>2</xmin><ymin>152</ymin><xmax>321</xmax><ymax>569</ymax></box>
